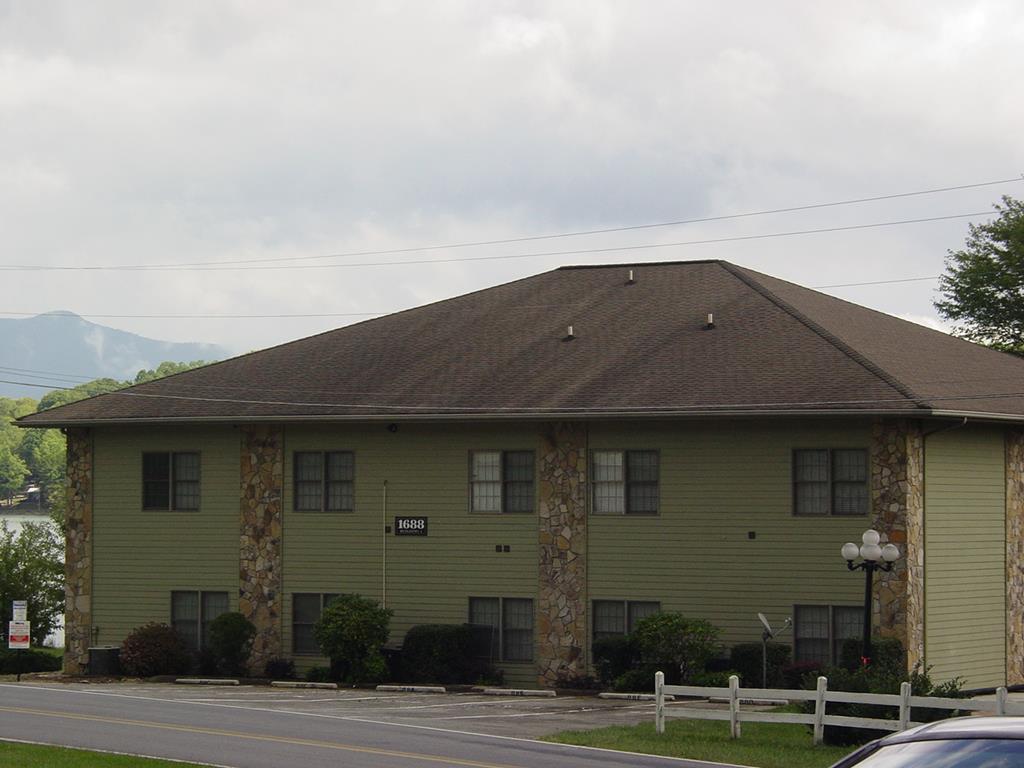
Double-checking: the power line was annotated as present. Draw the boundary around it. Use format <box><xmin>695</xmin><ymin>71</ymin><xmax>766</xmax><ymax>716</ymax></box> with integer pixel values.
<box><xmin>6</xmin><ymin>377</ymin><xmax>1024</xmax><ymax>412</ymax></box>
<box><xmin>2</xmin><ymin>175</ymin><xmax>1018</xmax><ymax>271</ymax></box>
<box><xmin>0</xmin><ymin>275</ymin><xmax>944</xmax><ymax>321</ymax></box>
<box><xmin>0</xmin><ymin>211</ymin><xmax>993</xmax><ymax>273</ymax></box>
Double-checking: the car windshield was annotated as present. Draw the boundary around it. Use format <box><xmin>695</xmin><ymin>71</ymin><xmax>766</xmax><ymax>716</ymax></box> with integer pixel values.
<box><xmin>850</xmin><ymin>739</ymin><xmax>1024</xmax><ymax>768</ymax></box>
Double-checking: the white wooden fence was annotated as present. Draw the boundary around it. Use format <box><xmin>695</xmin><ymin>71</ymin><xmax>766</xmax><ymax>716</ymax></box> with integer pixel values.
<box><xmin>654</xmin><ymin>672</ymin><xmax>1024</xmax><ymax>744</ymax></box>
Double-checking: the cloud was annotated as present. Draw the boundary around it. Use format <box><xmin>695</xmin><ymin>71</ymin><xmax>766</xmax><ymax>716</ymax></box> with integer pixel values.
<box><xmin>0</xmin><ymin>1</ymin><xmax>1019</xmax><ymax>358</ymax></box>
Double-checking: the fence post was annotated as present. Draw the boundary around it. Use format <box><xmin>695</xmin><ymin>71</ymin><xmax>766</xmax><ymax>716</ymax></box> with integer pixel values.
<box><xmin>997</xmin><ymin>686</ymin><xmax>1008</xmax><ymax>717</ymax></box>
<box><xmin>655</xmin><ymin>671</ymin><xmax>665</xmax><ymax>734</ymax></box>
<box><xmin>729</xmin><ymin>674</ymin><xmax>741</xmax><ymax>739</ymax></box>
<box><xmin>899</xmin><ymin>681</ymin><xmax>911</xmax><ymax>731</ymax></box>
<box><xmin>813</xmin><ymin>676</ymin><xmax>827</xmax><ymax>745</ymax></box>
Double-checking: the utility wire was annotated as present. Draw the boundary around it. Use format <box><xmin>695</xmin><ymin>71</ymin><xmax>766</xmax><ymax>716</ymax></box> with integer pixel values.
<box><xmin>2</xmin><ymin>175</ymin><xmax>1017</xmax><ymax>271</ymax></box>
<box><xmin>0</xmin><ymin>275</ymin><xmax>943</xmax><ymax>321</ymax></box>
<box><xmin>0</xmin><ymin>211</ymin><xmax>993</xmax><ymax>273</ymax></box>
<box><xmin>5</xmin><ymin>377</ymin><xmax>1024</xmax><ymax>411</ymax></box>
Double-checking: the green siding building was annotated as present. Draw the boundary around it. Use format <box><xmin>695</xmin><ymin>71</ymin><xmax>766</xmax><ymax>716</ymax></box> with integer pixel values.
<box><xmin>20</xmin><ymin>261</ymin><xmax>1024</xmax><ymax>689</ymax></box>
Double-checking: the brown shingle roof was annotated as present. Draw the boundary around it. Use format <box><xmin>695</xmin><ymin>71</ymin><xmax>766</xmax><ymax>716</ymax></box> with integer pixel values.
<box><xmin>18</xmin><ymin>260</ymin><xmax>1024</xmax><ymax>426</ymax></box>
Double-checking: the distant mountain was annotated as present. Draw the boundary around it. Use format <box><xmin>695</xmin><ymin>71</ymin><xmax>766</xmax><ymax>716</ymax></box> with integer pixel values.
<box><xmin>0</xmin><ymin>312</ymin><xmax>228</xmax><ymax>399</ymax></box>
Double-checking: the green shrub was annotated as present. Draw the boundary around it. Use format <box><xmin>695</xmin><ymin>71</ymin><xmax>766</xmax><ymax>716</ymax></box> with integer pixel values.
<box><xmin>729</xmin><ymin>642</ymin><xmax>791</xmax><ymax>688</ymax></box>
<box><xmin>838</xmin><ymin>637</ymin><xmax>905</xmax><ymax>672</ymax></box>
<box><xmin>400</xmin><ymin>624</ymin><xmax>492</xmax><ymax>684</ymax></box>
<box><xmin>613</xmin><ymin>668</ymin><xmax>657</xmax><ymax>693</ymax></box>
<box><xmin>632</xmin><ymin>612</ymin><xmax>721</xmax><ymax>683</ymax></box>
<box><xmin>782</xmin><ymin>660</ymin><xmax>824</xmax><ymax>689</ymax></box>
<box><xmin>207</xmin><ymin>612</ymin><xmax>256</xmax><ymax>676</ymax></box>
<box><xmin>313</xmin><ymin>593</ymin><xmax>392</xmax><ymax>684</ymax></box>
<box><xmin>690</xmin><ymin>670</ymin><xmax>739</xmax><ymax>688</ymax></box>
<box><xmin>119</xmin><ymin>623</ymin><xmax>192</xmax><ymax>677</ymax></box>
<box><xmin>0</xmin><ymin>648</ymin><xmax>62</xmax><ymax>674</ymax></box>
<box><xmin>592</xmin><ymin>635</ymin><xmax>640</xmax><ymax>687</ymax></box>
<box><xmin>306</xmin><ymin>665</ymin><xmax>332</xmax><ymax>682</ymax></box>
<box><xmin>802</xmin><ymin>656</ymin><xmax>965</xmax><ymax>746</ymax></box>
<box><xmin>264</xmin><ymin>657</ymin><xmax>296</xmax><ymax>680</ymax></box>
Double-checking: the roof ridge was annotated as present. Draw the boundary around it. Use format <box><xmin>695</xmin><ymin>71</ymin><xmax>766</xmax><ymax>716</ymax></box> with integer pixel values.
<box><xmin>718</xmin><ymin>262</ymin><xmax>930</xmax><ymax>410</ymax></box>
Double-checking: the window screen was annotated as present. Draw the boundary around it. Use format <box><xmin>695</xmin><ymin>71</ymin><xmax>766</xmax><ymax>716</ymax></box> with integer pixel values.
<box><xmin>592</xmin><ymin>452</ymin><xmax>625</xmax><ymax>514</ymax></box>
<box><xmin>794</xmin><ymin>605</ymin><xmax>830</xmax><ymax>664</ymax></box>
<box><xmin>502</xmin><ymin>599</ymin><xmax>534</xmax><ymax>662</ymax></box>
<box><xmin>471</xmin><ymin>452</ymin><xmax>502</xmax><ymax>512</ymax></box>
<box><xmin>171</xmin><ymin>591</ymin><xmax>199</xmax><ymax>650</ymax></box>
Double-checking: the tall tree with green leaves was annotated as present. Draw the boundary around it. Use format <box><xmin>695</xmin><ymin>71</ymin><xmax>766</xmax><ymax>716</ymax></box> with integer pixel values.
<box><xmin>935</xmin><ymin>196</ymin><xmax>1024</xmax><ymax>354</ymax></box>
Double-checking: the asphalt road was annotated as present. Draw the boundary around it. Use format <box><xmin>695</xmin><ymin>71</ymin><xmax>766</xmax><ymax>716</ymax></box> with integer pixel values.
<box><xmin>0</xmin><ymin>682</ymin><xmax>740</xmax><ymax>768</ymax></box>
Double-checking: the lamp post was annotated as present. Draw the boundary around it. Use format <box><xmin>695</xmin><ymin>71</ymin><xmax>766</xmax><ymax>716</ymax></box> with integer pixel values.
<box><xmin>841</xmin><ymin>530</ymin><xmax>900</xmax><ymax>667</ymax></box>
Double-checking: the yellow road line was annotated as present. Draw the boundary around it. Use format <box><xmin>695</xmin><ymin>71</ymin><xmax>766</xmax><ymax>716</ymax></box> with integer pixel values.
<box><xmin>0</xmin><ymin>706</ymin><xmax>520</xmax><ymax>768</ymax></box>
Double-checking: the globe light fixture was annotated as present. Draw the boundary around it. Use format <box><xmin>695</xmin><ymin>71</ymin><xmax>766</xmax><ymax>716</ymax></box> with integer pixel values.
<box><xmin>840</xmin><ymin>529</ymin><xmax>901</xmax><ymax>667</ymax></box>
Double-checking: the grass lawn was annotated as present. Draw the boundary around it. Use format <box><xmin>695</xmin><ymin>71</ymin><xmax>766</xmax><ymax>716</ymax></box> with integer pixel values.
<box><xmin>0</xmin><ymin>741</ymin><xmax>213</xmax><ymax>767</ymax></box>
<box><xmin>544</xmin><ymin>716</ymin><xmax>857</xmax><ymax>768</ymax></box>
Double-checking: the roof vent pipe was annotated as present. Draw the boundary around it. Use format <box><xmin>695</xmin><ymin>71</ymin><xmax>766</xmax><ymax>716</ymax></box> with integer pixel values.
<box><xmin>705</xmin><ymin>313</ymin><xmax>715</xmax><ymax>330</ymax></box>
<box><xmin>627</xmin><ymin>269</ymin><xmax>635</xmax><ymax>284</ymax></box>
<box><xmin>566</xmin><ymin>325</ymin><xmax>575</xmax><ymax>340</ymax></box>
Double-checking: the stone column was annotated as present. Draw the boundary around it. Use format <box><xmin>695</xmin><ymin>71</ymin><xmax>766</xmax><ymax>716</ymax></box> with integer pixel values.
<box><xmin>239</xmin><ymin>425</ymin><xmax>284</xmax><ymax>671</ymax></box>
<box><xmin>1006</xmin><ymin>429</ymin><xmax>1024</xmax><ymax>684</ymax></box>
<box><xmin>64</xmin><ymin>427</ymin><xmax>94</xmax><ymax>675</ymax></box>
<box><xmin>537</xmin><ymin>422</ymin><xmax>587</xmax><ymax>687</ymax></box>
<box><xmin>869</xmin><ymin>418</ymin><xmax>924</xmax><ymax>670</ymax></box>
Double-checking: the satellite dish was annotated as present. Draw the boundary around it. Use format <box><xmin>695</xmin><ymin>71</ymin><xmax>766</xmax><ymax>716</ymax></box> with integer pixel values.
<box><xmin>758</xmin><ymin>612</ymin><xmax>774</xmax><ymax>637</ymax></box>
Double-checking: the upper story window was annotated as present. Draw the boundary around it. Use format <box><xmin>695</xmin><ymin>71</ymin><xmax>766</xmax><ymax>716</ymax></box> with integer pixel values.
<box><xmin>294</xmin><ymin>451</ymin><xmax>354</xmax><ymax>511</ymax></box>
<box><xmin>143</xmin><ymin>452</ymin><xmax>200</xmax><ymax>510</ymax></box>
<box><xmin>591</xmin><ymin>450</ymin><xmax>659</xmax><ymax>514</ymax></box>
<box><xmin>470</xmin><ymin>451</ymin><xmax>534</xmax><ymax>513</ymax></box>
<box><xmin>793</xmin><ymin>449</ymin><xmax>868</xmax><ymax>516</ymax></box>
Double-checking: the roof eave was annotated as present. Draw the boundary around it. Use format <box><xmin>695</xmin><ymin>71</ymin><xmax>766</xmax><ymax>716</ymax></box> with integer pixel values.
<box><xmin>16</xmin><ymin>406</ymin><xmax>941</xmax><ymax>428</ymax></box>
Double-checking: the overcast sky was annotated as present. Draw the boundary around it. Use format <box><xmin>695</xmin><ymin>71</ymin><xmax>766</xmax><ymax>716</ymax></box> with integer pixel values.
<box><xmin>1</xmin><ymin>1</ymin><xmax>1022</xmax><ymax>359</ymax></box>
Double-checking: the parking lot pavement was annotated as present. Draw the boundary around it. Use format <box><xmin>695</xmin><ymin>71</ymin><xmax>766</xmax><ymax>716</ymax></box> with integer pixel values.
<box><xmin>13</xmin><ymin>681</ymin><xmax>670</xmax><ymax>739</ymax></box>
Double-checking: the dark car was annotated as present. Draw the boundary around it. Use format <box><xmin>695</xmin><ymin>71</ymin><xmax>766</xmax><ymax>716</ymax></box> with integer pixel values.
<box><xmin>830</xmin><ymin>717</ymin><xmax>1024</xmax><ymax>767</ymax></box>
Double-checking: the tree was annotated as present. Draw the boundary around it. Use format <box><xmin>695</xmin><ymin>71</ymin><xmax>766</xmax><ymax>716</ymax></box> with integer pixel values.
<box><xmin>0</xmin><ymin>447</ymin><xmax>28</xmax><ymax>506</ymax></box>
<box><xmin>935</xmin><ymin>196</ymin><xmax>1024</xmax><ymax>354</ymax></box>
<box><xmin>0</xmin><ymin>521</ymin><xmax>64</xmax><ymax>644</ymax></box>
<box><xmin>313</xmin><ymin>594</ymin><xmax>392</xmax><ymax>683</ymax></box>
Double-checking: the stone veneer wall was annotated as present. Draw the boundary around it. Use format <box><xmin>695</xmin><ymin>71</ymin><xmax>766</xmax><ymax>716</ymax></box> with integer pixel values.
<box><xmin>537</xmin><ymin>422</ymin><xmax>587</xmax><ymax>686</ymax></box>
<box><xmin>64</xmin><ymin>427</ymin><xmax>94</xmax><ymax>675</ymax></box>
<box><xmin>1007</xmin><ymin>429</ymin><xmax>1024</xmax><ymax>684</ymax></box>
<box><xmin>870</xmin><ymin>418</ymin><xmax>925</xmax><ymax>670</ymax></box>
<box><xmin>239</xmin><ymin>425</ymin><xmax>284</xmax><ymax>670</ymax></box>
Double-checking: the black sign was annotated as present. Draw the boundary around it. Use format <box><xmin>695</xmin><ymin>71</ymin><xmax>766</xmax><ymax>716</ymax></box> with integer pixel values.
<box><xmin>394</xmin><ymin>516</ymin><xmax>428</xmax><ymax>536</ymax></box>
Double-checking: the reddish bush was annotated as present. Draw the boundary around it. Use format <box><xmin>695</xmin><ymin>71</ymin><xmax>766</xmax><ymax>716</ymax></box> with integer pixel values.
<box><xmin>119</xmin><ymin>622</ymin><xmax>192</xmax><ymax>677</ymax></box>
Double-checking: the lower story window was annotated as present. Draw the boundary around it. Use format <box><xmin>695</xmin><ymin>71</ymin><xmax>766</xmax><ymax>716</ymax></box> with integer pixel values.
<box><xmin>468</xmin><ymin>596</ymin><xmax>534</xmax><ymax>662</ymax></box>
<box><xmin>592</xmin><ymin>600</ymin><xmax>661</xmax><ymax>641</ymax></box>
<box><xmin>794</xmin><ymin>604</ymin><xmax>863</xmax><ymax>665</ymax></box>
<box><xmin>292</xmin><ymin>593</ymin><xmax>340</xmax><ymax>654</ymax></box>
<box><xmin>171</xmin><ymin>591</ymin><xmax>229</xmax><ymax>651</ymax></box>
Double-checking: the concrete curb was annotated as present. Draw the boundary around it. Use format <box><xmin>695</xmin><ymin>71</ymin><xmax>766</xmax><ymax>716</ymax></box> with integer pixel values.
<box><xmin>271</xmin><ymin>681</ymin><xmax>338</xmax><ymax>690</ymax></box>
<box><xmin>174</xmin><ymin>678</ymin><xmax>239</xmax><ymax>686</ymax></box>
<box><xmin>376</xmin><ymin>685</ymin><xmax>447</xmax><ymax>693</ymax></box>
<box><xmin>481</xmin><ymin>688</ymin><xmax>556</xmax><ymax>697</ymax></box>
<box><xmin>598</xmin><ymin>692</ymin><xmax>674</xmax><ymax>702</ymax></box>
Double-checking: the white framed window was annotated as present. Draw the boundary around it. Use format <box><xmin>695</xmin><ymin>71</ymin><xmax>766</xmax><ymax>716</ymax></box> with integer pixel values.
<box><xmin>468</xmin><ymin>596</ymin><xmax>534</xmax><ymax>662</ymax></box>
<box><xmin>292</xmin><ymin>593</ymin><xmax>340</xmax><ymax>654</ymax></box>
<box><xmin>592</xmin><ymin>600</ymin><xmax>660</xmax><ymax>641</ymax></box>
<box><xmin>794</xmin><ymin>604</ymin><xmax>863</xmax><ymax>664</ymax></box>
<box><xmin>591</xmin><ymin>450</ymin><xmax>659</xmax><ymax>514</ymax></box>
<box><xmin>294</xmin><ymin>452</ymin><xmax>354</xmax><ymax>511</ymax></box>
<box><xmin>793</xmin><ymin>449</ymin><xmax>868</xmax><ymax>516</ymax></box>
<box><xmin>470</xmin><ymin>451</ymin><xmax>534</xmax><ymax>513</ymax></box>
<box><xmin>143</xmin><ymin>452</ymin><xmax>200</xmax><ymax>510</ymax></box>
<box><xmin>171</xmin><ymin>590</ymin><xmax>228</xmax><ymax>650</ymax></box>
